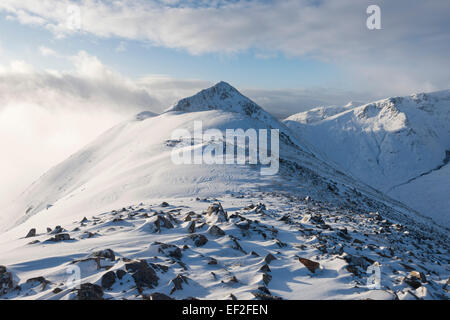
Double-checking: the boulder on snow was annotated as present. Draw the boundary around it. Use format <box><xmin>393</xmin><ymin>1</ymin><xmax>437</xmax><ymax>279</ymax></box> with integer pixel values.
<box><xmin>187</xmin><ymin>234</ymin><xmax>208</xmax><ymax>247</ymax></box>
<box><xmin>76</xmin><ymin>283</ymin><xmax>104</xmax><ymax>300</ymax></box>
<box><xmin>0</xmin><ymin>266</ymin><xmax>18</xmax><ymax>296</ymax></box>
<box><xmin>187</xmin><ymin>221</ymin><xmax>196</xmax><ymax>233</ymax></box>
<box><xmin>26</xmin><ymin>276</ymin><xmax>51</xmax><ymax>291</ymax></box>
<box><xmin>101</xmin><ymin>271</ymin><xmax>116</xmax><ymax>289</ymax></box>
<box><xmin>208</xmin><ymin>225</ymin><xmax>225</xmax><ymax>237</ymax></box>
<box><xmin>206</xmin><ymin>203</ymin><xmax>228</xmax><ymax>222</ymax></box>
<box><xmin>51</xmin><ymin>226</ymin><xmax>64</xmax><ymax>234</ymax></box>
<box><xmin>149</xmin><ymin>292</ymin><xmax>174</xmax><ymax>300</ymax></box>
<box><xmin>298</xmin><ymin>257</ymin><xmax>320</xmax><ymax>273</ymax></box>
<box><xmin>25</xmin><ymin>228</ymin><xmax>36</xmax><ymax>238</ymax></box>
<box><xmin>92</xmin><ymin>249</ymin><xmax>116</xmax><ymax>261</ymax></box>
<box><xmin>46</xmin><ymin>233</ymin><xmax>71</xmax><ymax>242</ymax></box>
<box><xmin>170</xmin><ymin>274</ymin><xmax>189</xmax><ymax>294</ymax></box>
<box><xmin>264</xmin><ymin>253</ymin><xmax>277</xmax><ymax>264</ymax></box>
<box><xmin>125</xmin><ymin>260</ymin><xmax>159</xmax><ymax>292</ymax></box>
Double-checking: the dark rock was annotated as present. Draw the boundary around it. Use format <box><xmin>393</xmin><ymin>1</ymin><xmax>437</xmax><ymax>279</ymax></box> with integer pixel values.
<box><xmin>409</xmin><ymin>271</ymin><xmax>427</xmax><ymax>283</ymax></box>
<box><xmin>168</xmin><ymin>247</ymin><xmax>183</xmax><ymax>260</ymax></box>
<box><xmin>264</xmin><ymin>253</ymin><xmax>277</xmax><ymax>264</ymax></box>
<box><xmin>101</xmin><ymin>271</ymin><xmax>116</xmax><ymax>289</ymax></box>
<box><xmin>47</xmin><ymin>233</ymin><xmax>71</xmax><ymax>242</ymax></box>
<box><xmin>26</xmin><ymin>276</ymin><xmax>51</xmax><ymax>290</ymax></box>
<box><xmin>404</xmin><ymin>277</ymin><xmax>422</xmax><ymax>289</ymax></box>
<box><xmin>298</xmin><ymin>257</ymin><xmax>320</xmax><ymax>273</ymax></box>
<box><xmin>259</xmin><ymin>264</ymin><xmax>271</xmax><ymax>273</ymax></box>
<box><xmin>77</xmin><ymin>283</ymin><xmax>104</xmax><ymax>300</ymax></box>
<box><xmin>46</xmin><ymin>227</ymin><xmax>52</xmax><ymax>233</ymax></box>
<box><xmin>230</xmin><ymin>236</ymin><xmax>246</xmax><ymax>253</ymax></box>
<box><xmin>52</xmin><ymin>287</ymin><xmax>63</xmax><ymax>294</ymax></box>
<box><xmin>206</xmin><ymin>203</ymin><xmax>228</xmax><ymax>222</ymax></box>
<box><xmin>187</xmin><ymin>221</ymin><xmax>196</xmax><ymax>233</ymax></box>
<box><xmin>51</xmin><ymin>226</ymin><xmax>64</xmax><ymax>234</ymax></box>
<box><xmin>227</xmin><ymin>276</ymin><xmax>239</xmax><ymax>284</ymax></box>
<box><xmin>25</xmin><ymin>228</ymin><xmax>36</xmax><ymax>238</ymax></box>
<box><xmin>275</xmin><ymin>239</ymin><xmax>287</xmax><ymax>248</ymax></box>
<box><xmin>161</xmin><ymin>202</ymin><xmax>169</xmax><ymax>207</ymax></box>
<box><xmin>344</xmin><ymin>255</ymin><xmax>372</xmax><ymax>275</ymax></box>
<box><xmin>262</xmin><ymin>273</ymin><xmax>272</xmax><ymax>285</ymax></box>
<box><xmin>152</xmin><ymin>214</ymin><xmax>175</xmax><ymax>232</ymax></box>
<box><xmin>257</xmin><ymin>286</ymin><xmax>271</xmax><ymax>295</ymax></box>
<box><xmin>83</xmin><ymin>231</ymin><xmax>96</xmax><ymax>238</ymax></box>
<box><xmin>0</xmin><ymin>266</ymin><xmax>16</xmax><ymax>296</ymax></box>
<box><xmin>170</xmin><ymin>274</ymin><xmax>189</xmax><ymax>294</ymax></box>
<box><xmin>337</xmin><ymin>231</ymin><xmax>352</xmax><ymax>241</ymax></box>
<box><xmin>116</xmin><ymin>269</ymin><xmax>127</xmax><ymax>280</ymax></box>
<box><xmin>125</xmin><ymin>260</ymin><xmax>159</xmax><ymax>292</ymax></box>
<box><xmin>208</xmin><ymin>225</ymin><xmax>225</xmax><ymax>237</ymax></box>
<box><xmin>189</xmin><ymin>234</ymin><xmax>208</xmax><ymax>247</ymax></box>
<box><xmin>149</xmin><ymin>292</ymin><xmax>174</xmax><ymax>300</ymax></box>
<box><xmin>208</xmin><ymin>258</ymin><xmax>218</xmax><ymax>265</ymax></box>
<box><xmin>150</xmin><ymin>263</ymin><xmax>169</xmax><ymax>273</ymax></box>
<box><xmin>252</xmin><ymin>292</ymin><xmax>282</xmax><ymax>300</ymax></box>
<box><xmin>92</xmin><ymin>249</ymin><xmax>116</xmax><ymax>261</ymax></box>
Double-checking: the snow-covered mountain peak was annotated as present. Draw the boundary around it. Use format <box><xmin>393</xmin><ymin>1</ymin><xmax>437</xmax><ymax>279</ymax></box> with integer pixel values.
<box><xmin>134</xmin><ymin>111</ymin><xmax>158</xmax><ymax>121</ymax></box>
<box><xmin>284</xmin><ymin>89</ymin><xmax>450</xmax><ymax>227</ymax></box>
<box><xmin>169</xmin><ymin>81</ymin><xmax>263</xmax><ymax>118</ymax></box>
<box><xmin>344</xmin><ymin>101</ymin><xmax>364</xmax><ymax>109</ymax></box>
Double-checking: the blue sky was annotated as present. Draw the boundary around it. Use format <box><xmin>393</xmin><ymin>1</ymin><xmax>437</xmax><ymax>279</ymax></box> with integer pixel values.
<box><xmin>0</xmin><ymin>11</ymin><xmax>343</xmax><ymax>90</ymax></box>
<box><xmin>1</xmin><ymin>0</ymin><xmax>450</xmax><ymax>107</ymax></box>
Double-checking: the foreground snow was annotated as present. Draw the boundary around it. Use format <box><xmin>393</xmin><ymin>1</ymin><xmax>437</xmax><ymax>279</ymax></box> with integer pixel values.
<box><xmin>1</xmin><ymin>192</ymin><xmax>448</xmax><ymax>300</ymax></box>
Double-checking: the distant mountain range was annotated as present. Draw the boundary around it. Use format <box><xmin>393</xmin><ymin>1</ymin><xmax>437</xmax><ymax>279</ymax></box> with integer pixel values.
<box><xmin>285</xmin><ymin>90</ymin><xmax>450</xmax><ymax>227</ymax></box>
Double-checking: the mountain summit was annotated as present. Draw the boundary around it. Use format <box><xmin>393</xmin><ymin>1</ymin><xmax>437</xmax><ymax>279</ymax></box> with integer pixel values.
<box><xmin>170</xmin><ymin>81</ymin><xmax>263</xmax><ymax>117</ymax></box>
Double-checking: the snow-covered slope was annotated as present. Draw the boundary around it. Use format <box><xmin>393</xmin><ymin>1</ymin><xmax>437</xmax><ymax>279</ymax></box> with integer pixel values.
<box><xmin>0</xmin><ymin>83</ymin><xmax>448</xmax><ymax>300</ymax></box>
<box><xmin>287</xmin><ymin>101</ymin><xmax>364</xmax><ymax>125</ymax></box>
<box><xmin>284</xmin><ymin>90</ymin><xmax>450</xmax><ymax>227</ymax></box>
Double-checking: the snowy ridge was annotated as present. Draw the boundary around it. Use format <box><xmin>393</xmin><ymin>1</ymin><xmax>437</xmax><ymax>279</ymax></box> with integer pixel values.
<box><xmin>286</xmin><ymin>101</ymin><xmax>364</xmax><ymax>125</ymax></box>
<box><xmin>284</xmin><ymin>89</ymin><xmax>450</xmax><ymax>227</ymax></box>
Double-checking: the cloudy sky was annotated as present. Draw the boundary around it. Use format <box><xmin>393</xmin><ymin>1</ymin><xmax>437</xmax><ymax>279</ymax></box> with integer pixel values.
<box><xmin>1</xmin><ymin>0</ymin><xmax>450</xmax><ymax>207</ymax></box>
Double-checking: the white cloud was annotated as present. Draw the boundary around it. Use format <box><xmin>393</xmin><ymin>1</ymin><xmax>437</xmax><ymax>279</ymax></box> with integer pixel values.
<box><xmin>0</xmin><ymin>51</ymin><xmax>161</xmax><ymax>207</ymax></box>
<box><xmin>0</xmin><ymin>0</ymin><xmax>449</xmax><ymax>96</ymax></box>
<box><xmin>39</xmin><ymin>46</ymin><xmax>58</xmax><ymax>57</ymax></box>
<box><xmin>0</xmin><ymin>48</ymin><xmax>382</xmax><ymax>208</ymax></box>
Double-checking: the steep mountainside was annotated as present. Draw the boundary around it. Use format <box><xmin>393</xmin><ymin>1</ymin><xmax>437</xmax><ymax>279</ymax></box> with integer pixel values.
<box><xmin>284</xmin><ymin>90</ymin><xmax>450</xmax><ymax>227</ymax></box>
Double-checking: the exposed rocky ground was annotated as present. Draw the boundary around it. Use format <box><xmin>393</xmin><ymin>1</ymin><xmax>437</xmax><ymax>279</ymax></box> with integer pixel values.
<box><xmin>1</xmin><ymin>192</ymin><xmax>448</xmax><ymax>300</ymax></box>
